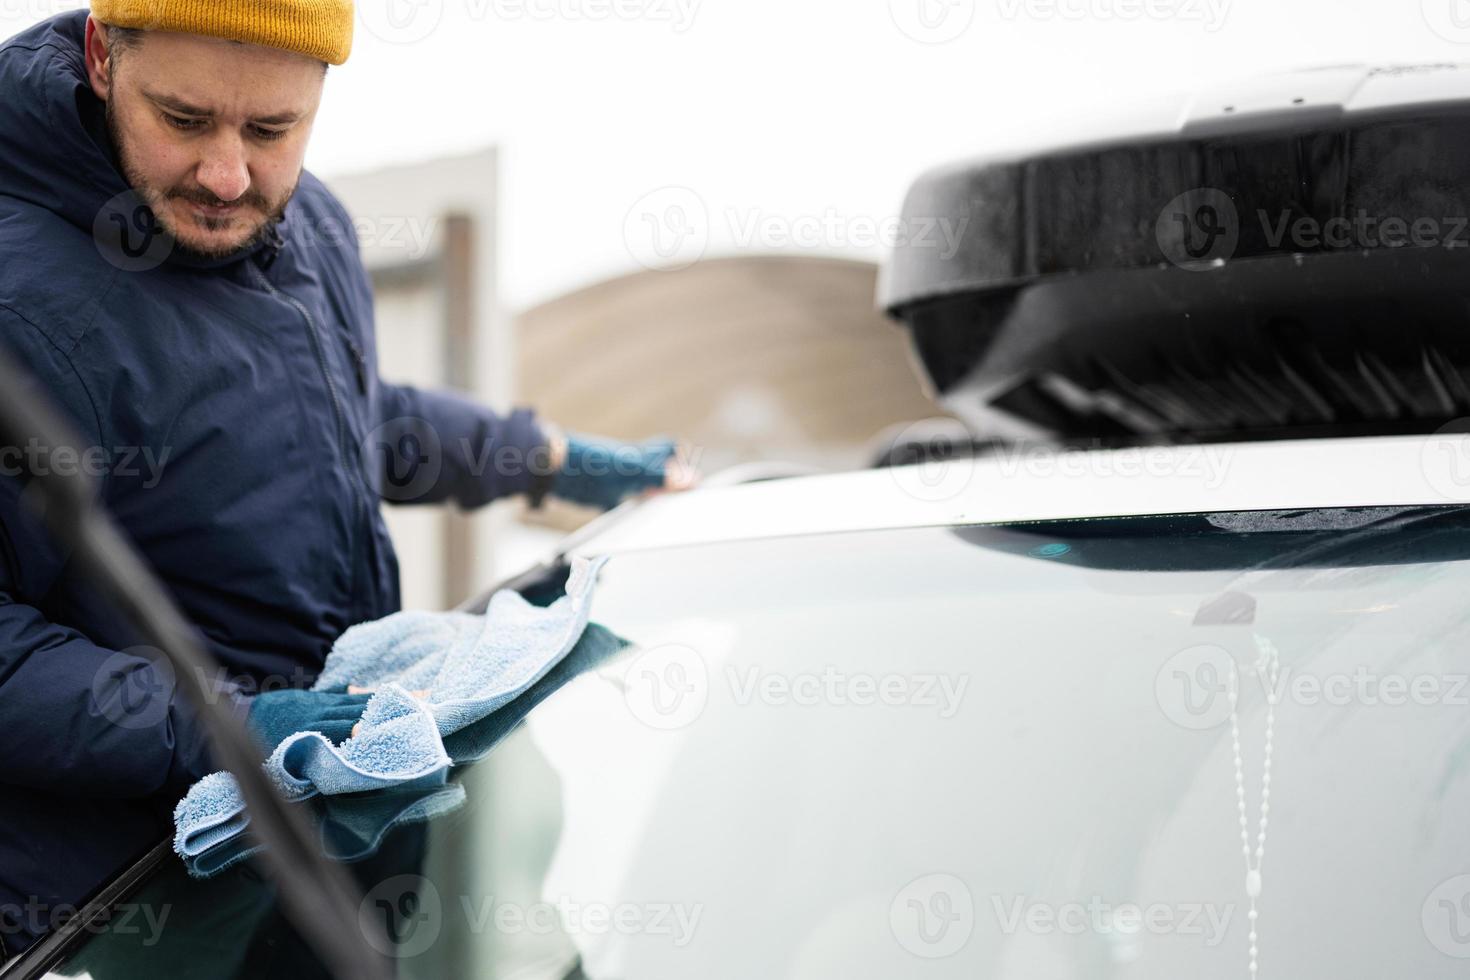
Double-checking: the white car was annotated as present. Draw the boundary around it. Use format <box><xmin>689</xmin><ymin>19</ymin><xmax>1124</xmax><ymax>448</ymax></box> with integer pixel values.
<box><xmin>13</xmin><ymin>64</ymin><xmax>1470</xmax><ymax>980</ymax></box>
<box><xmin>13</xmin><ymin>433</ymin><xmax>1470</xmax><ymax>979</ymax></box>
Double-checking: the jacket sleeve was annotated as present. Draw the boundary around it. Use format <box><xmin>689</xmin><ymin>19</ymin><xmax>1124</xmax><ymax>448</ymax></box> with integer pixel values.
<box><xmin>0</xmin><ymin>322</ymin><xmax>233</xmax><ymax>798</ymax></box>
<box><xmin>373</xmin><ymin>381</ymin><xmax>549</xmax><ymax>508</ymax></box>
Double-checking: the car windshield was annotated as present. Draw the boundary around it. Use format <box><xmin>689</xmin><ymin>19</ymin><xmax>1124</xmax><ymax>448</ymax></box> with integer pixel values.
<box><xmin>42</xmin><ymin>506</ymin><xmax>1470</xmax><ymax>980</ymax></box>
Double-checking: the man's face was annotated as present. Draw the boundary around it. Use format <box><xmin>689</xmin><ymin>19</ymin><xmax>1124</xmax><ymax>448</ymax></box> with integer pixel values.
<box><xmin>89</xmin><ymin>22</ymin><xmax>325</xmax><ymax>260</ymax></box>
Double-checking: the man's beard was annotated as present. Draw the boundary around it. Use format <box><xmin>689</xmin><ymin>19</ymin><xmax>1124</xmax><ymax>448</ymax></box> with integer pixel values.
<box><xmin>105</xmin><ymin>99</ymin><xmax>296</xmax><ymax>263</ymax></box>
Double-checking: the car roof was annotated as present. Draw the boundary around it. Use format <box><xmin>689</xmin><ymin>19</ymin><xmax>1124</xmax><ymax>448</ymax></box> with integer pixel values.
<box><xmin>566</xmin><ymin>434</ymin><xmax>1468</xmax><ymax>557</ymax></box>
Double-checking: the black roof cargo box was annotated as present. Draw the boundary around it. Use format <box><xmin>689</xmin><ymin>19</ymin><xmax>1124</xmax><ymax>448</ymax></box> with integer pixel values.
<box><xmin>882</xmin><ymin>65</ymin><xmax>1470</xmax><ymax>444</ymax></box>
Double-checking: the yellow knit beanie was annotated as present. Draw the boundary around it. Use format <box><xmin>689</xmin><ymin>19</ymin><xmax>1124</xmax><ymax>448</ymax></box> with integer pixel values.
<box><xmin>90</xmin><ymin>0</ymin><xmax>354</xmax><ymax>65</ymax></box>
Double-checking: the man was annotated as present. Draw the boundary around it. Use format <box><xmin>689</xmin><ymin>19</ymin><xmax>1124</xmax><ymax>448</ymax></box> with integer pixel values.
<box><xmin>0</xmin><ymin>2</ymin><xmax>691</xmax><ymax>958</ymax></box>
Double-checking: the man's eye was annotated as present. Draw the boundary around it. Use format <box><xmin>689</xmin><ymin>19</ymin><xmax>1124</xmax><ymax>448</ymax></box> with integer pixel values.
<box><xmin>163</xmin><ymin>114</ymin><xmax>204</xmax><ymax>131</ymax></box>
<box><xmin>250</xmin><ymin>126</ymin><xmax>288</xmax><ymax>142</ymax></box>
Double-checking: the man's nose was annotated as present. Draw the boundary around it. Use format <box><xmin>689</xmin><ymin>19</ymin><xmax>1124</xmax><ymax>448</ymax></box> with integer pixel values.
<box><xmin>195</xmin><ymin>136</ymin><xmax>251</xmax><ymax>203</ymax></box>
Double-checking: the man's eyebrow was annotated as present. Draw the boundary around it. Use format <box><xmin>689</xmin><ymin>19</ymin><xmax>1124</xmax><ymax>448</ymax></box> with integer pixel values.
<box><xmin>143</xmin><ymin>90</ymin><xmax>212</xmax><ymax>116</ymax></box>
<box><xmin>252</xmin><ymin>110</ymin><xmax>305</xmax><ymax>126</ymax></box>
<box><xmin>142</xmin><ymin>90</ymin><xmax>304</xmax><ymax>125</ymax></box>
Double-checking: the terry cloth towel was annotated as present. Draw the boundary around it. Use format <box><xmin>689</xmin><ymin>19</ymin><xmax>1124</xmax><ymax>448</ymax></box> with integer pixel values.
<box><xmin>184</xmin><ymin>776</ymin><xmax>469</xmax><ymax>879</ymax></box>
<box><xmin>173</xmin><ymin>554</ymin><xmax>608</xmax><ymax>876</ymax></box>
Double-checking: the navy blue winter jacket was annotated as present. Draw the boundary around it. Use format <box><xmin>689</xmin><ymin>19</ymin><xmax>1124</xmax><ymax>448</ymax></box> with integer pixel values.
<box><xmin>0</xmin><ymin>12</ymin><xmax>547</xmax><ymax>955</ymax></box>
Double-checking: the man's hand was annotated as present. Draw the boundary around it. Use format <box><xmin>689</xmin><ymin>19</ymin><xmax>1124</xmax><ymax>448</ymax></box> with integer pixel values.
<box><xmin>650</xmin><ymin>448</ymin><xmax>699</xmax><ymax>495</ymax></box>
<box><xmin>546</xmin><ymin>430</ymin><xmax>699</xmax><ymax>511</ymax></box>
<box><xmin>245</xmin><ymin>689</ymin><xmax>372</xmax><ymax>755</ymax></box>
<box><xmin>346</xmin><ymin>685</ymin><xmax>429</xmax><ymax>738</ymax></box>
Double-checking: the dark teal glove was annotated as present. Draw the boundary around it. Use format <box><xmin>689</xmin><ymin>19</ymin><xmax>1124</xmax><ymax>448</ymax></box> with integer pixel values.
<box><xmin>246</xmin><ymin>689</ymin><xmax>372</xmax><ymax>755</ymax></box>
<box><xmin>551</xmin><ymin>433</ymin><xmax>676</xmax><ymax>511</ymax></box>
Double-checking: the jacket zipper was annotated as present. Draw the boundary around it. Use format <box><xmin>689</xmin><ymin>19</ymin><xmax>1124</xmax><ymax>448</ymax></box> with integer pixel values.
<box><xmin>250</xmin><ymin>261</ymin><xmax>372</xmax><ymax>618</ymax></box>
<box><xmin>345</xmin><ymin>336</ymin><xmax>368</xmax><ymax>395</ymax></box>
<box><xmin>249</xmin><ymin>263</ymin><xmax>353</xmax><ymax>471</ymax></box>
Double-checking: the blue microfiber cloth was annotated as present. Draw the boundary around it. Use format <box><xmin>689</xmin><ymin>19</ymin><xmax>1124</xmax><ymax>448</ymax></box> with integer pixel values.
<box><xmin>315</xmin><ymin>779</ymin><xmax>468</xmax><ymax>864</ymax></box>
<box><xmin>184</xmin><ymin>775</ymin><xmax>468</xmax><ymax>878</ymax></box>
<box><xmin>183</xmin><ymin>619</ymin><xmax>629</xmax><ymax>877</ymax></box>
<box><xmin>173</xmin><ymin>555</ymin><xmax>607</xmax><ymax>877</ymax></box>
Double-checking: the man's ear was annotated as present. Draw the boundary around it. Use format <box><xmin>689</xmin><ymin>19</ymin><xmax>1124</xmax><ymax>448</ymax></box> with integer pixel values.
<box><xmin>83</xmin><ymin>16</ymin><xmax>114</xmax><ymax>100</ymax></box>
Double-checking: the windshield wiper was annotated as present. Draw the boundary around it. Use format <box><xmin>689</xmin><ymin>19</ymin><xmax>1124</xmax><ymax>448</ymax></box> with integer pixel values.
<box><xmin>0</xmin><ymin>348</ymin><xmax>392</xmax><ymax>980</ymax></box>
